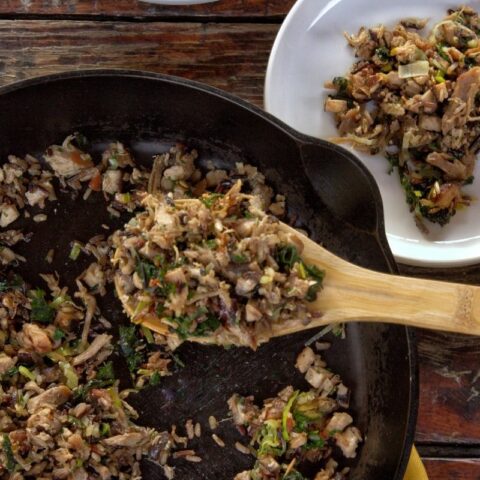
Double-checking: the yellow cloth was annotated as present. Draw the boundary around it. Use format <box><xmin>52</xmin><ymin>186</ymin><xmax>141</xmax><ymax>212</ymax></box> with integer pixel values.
<box><xmin>404</xmin><ymin>446</ymin><xmax>428</xmax><ymax>480</ymax></box>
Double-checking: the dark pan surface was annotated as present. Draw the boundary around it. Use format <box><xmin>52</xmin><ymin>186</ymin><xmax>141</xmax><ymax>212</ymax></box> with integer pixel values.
<box><xmin>0</xmin><ymin>71</ymin><xmax>417</xmax><ymax>480</ymax></box>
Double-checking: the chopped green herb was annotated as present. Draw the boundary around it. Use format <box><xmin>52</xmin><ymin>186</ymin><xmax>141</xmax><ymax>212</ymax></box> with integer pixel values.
<box><xmin>135</xmin><ymin>258</ymin><xmax>158</xmax><ymax>288</ymax></box>
<box><xmin>231</xmin><ymin>253</ymin><xmax>249</xmax><ymax>264</ymax></box>
<box><xmin>437</xmin><ymin>43</ymin><xmax>451</xmax><ymax>62</ymax></box>
<box><xmin>195</xmin><ymin>315</ymin><xmax>221</xmax><ymax>336</ymax></box>
<box><xmin>96</xmin><ymin>361</ymin><xmax>115</xmax><ymax>381</ymax></box>
<box><xmin>0</xmin><ymin>274</ymin><xmax>23</xmax><ymax>293</ymax></box>
<box><xmin>332</xmin><ymin>76</ymin><xmax>349</xmax><ymax>95</ymax></box>
<box><xmin>306</xmin><ymin>431</ymin><xmax>325</xmax><ymax>449</ymax></box>
<box><xmin>276</xmin><ymin>245</ymin><xmax>300</xmax><ymax>271</ymax></box>
<box><xmin>29</xmin><ymin>289</ymin><xmax>55</xmax><ymax>323</ymax></box>
<box><xmin>201</xmin><ymin>193</ymin><xmax>223</xmax><ymax>209</ymax></box>
<box><xmin>100</xmin><ymin>423</ymin><xmax>111</xmax><ymax>437</ymax></box>
<box><xmin>375</xmin><ymin>46</ymin><xmax>390</xmax><ymax>62</ymax></box>
<box><xmin>150</xmin><ymin>371</ymin><xmax>161</xmax><ymax>386</ymax></box>
<box><xmin>465</xmin><ymin>175</ymin><xmax>475</xmax><ymax>185</ymax></box>
<box><xmin>73</xmin><ymin>378</ymin><xmax>115</xmax><ymax>401</ymax></box>
<box><xmin>118</xmin><ymin>325</ymin><xmax>145</xmax><ymax>373</ymax></box>
<box><xmin>2</xmin><ymin>434</ymin><xmax>15</xmax><ymax>473</ymax></box>
<box><xmin>141</xmin><ymin>325</ymin><xmax>155</xmax><ymax>344</ymax></box>
<box><xmin>205</xmin><ymin>239</ymin><xmax>218</xmax><ymax>249</ymax></box>
<box><xmin>53</xmin><ymin>328</ymin><xmax>66</xmax><ymax>342</ymax></box>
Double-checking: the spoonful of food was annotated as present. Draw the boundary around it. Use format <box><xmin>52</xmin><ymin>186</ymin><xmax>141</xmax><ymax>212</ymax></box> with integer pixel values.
<box><xmin>112</xmin><ymin>181</ymin><xmax>480</xmax><ymax>349</ymax></box>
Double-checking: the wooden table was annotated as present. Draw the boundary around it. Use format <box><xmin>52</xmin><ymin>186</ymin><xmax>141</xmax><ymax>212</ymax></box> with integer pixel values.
<box><xmin>1</xmin><ymin>1</ymin><xmax>479</xmax><ymax>478</ymax></box>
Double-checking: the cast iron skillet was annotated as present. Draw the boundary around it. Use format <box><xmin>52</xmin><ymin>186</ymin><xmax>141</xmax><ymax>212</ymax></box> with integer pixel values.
<box><xmin>0</xmin><ymin>70</ymin><xmax>417</xmax><ymax>480</ymax></box>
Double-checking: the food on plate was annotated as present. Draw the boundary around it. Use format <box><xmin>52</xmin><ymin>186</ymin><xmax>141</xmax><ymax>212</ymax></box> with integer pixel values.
<box><xmin>325</xmin><ymin>6</ymin><xmax>480</xmax><ymax>228</ymax></box>
<box><xmin>229</xmin><ymin>346</ymin><xmax>360</xmax><ymax>480</ymax></box>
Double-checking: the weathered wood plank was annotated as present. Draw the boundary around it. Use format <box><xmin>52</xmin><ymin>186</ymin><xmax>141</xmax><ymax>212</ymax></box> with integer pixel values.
<box><xmin>415</xmin><ymin>329</ymin><xmax>480</xmax><ymax>444</ymax></box>
<box><xmin>423</xmin><ymin>458</ymin><xmax>480</xmax><ymax>479</ymax></box>
<box><xmin>0</xmin><ymin>20</ymin><xmax>279</xmax><ymax>107</ymax></box>
<box><xmin>0</xmin><ymin>0</ymin><xmax>294</xmax><ymax>19</ymax></box>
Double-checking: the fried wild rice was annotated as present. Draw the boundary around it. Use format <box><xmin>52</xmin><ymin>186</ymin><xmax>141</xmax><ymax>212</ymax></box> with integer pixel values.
<box><xmin>325</xmin><ymin>6</ymin><xmax>480</xmax><ymax>228</ymax></box>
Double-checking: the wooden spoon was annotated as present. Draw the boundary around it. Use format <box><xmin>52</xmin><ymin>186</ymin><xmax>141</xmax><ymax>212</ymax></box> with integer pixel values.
<box><xmin>115</xmin><ymin>221</ymin><xmax>480</xmax><ymax>346</ymax></box>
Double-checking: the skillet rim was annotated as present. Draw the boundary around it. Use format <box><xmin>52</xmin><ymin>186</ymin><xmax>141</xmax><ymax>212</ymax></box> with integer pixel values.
<box><xmin>0</xmin><ymin>68</ymin><xmax>419</xmax><ymax>480</ymax></box>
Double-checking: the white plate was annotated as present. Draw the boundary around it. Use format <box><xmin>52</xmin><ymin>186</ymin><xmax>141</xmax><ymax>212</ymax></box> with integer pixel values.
<box><xmin>265</xmin><ymin>0</ymin><xmax>480</xmax><ymax>267</ymax></box>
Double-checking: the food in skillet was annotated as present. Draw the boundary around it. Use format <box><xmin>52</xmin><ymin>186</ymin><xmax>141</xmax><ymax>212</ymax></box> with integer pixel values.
<box><xmin>111</xmin><ymin>182</ymin><xmax>324</xmax><ymax>350</ymax></box>
<box><xmin>229</xmin><ymin>346</ymin><xmax>361</xmax><ymax>480</ymax></box>
<box><xmin>112</xmin><ymin>148</ymin><xmax>323</xmax><ymax>348</ymax></box>
<box><xmin>0</xmin><ymin>136</ymin><xmax>353</xmax><ymax>480</ymax></box>
<box><xmin>325</xmin><ymin>7</ymin><xmax>480</xmax><ymax>229</ymax></box>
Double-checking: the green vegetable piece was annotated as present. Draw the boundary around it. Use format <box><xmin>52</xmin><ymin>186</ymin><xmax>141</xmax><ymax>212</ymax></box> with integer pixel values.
<box><xmin>375</xmin><ymin>46</ymin><xmax>390</xmax><ymax>62</ymax></box>
<box><xmin>2</xmin><ymin>434</ymin><xmax>15</xmax><ymax>473</ymax></box>
<box><xmin>18</xmin><ymin>366</ymin><xmax>36</xmax><ymax>381</ymax></box>
<box><xmin>150</xmin><ymin>371</ymin><xmax>161</xmax><ymax>386</ymax></box>
<box><xmin>332</xmin><ymin>76</ymin><xmax>349</xmax><ymax>95</ymax></box>
<box><xmin>257</xmin><ymin>419</ymin><xmax>284</xmax><ymax>457</ymax></box>
<box><xmin>53</xmin><ymin>328</ymin><xmax>66</xmax><ymax>342</ymax></box>
<box><xmin>60</xmin><ymin>361</ymin><xmax>79</xmax><ymax>389</ymax></box>
<box><xmin>141</xmin><ymin>325</ymin><xmax>155</xmax><ymax>344</ymax></box>
<box><xmin>29</xmin><ymin>289</ymin><xmax>55</xmax><ymax>323</ymax></box>
<box><xmin>205</xmin><ymin>239</ymin><xmax>218</xmax><ymax>249</ymax></box>
<box><xmin>100</xmin><ymin>423</ymin><xmax>111</xmax><ymax>437</ymax></box>
<box><xmin>437</xmin><ymin>43</ymin><xmax>451</xmax><ymax>62</ymax></box>
<box><xmin>195</xmin><ymin>315</ymin><xmax>221</xmax><ymax>336</ymax></box>
<box><xmin>0</xmin><ymin>274</ymin><xmax>23</xmax><ymax>293</ymax></box>
<box><xmin>69</xmin><ymin>242</ymin><xmax>82</xmax><ymax>261</ymax></box>
<box><xmin>231</xmin><ymin>253</ymin><xmax>249</xmax><ymax>264</ymax></box>
<box><xmin>306</xmin><ymin>431</ymin><xmax>325</xmax><ymax>449</ymax></box>
<box><xmin>276</xmin><ymin>244</ymin><xmax>300</xmax><ymax>270</ymax></box>
<box><xmin>201</xmin><ymin>193</ymin><xmax>223</xmax><ymax>209</ymax></box>
<box><xmin>96</xmin><ymin>361</ymin><xmax>115</xmax><ymax>381</ymax></box>
<box><xmin>118</xmin><ymin>325</ymin><xmax>145</xmax><ymax>373</ymax></box>
<box><xmin>282</xmin><ymin>390</ymin><xmax>299</xmax><ymax>441</ymax></box>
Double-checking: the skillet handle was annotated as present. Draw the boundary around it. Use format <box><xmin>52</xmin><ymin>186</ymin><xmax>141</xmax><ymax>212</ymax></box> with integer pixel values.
<box><xmin>298</xmin><ymin>140</ymin><xmax>384</xmax><ymax>233</ymax></box>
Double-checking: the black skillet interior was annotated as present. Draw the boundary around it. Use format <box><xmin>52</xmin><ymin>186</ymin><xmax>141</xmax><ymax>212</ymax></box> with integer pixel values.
<box><xmin>0</xmin><ymin>71</ymin><xmax>417</xmax><ymax>480</ymax></box>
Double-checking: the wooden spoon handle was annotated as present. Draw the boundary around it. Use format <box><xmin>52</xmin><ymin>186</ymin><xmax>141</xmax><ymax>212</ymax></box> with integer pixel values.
<box><xmin>298</xmin><ymin>238</ymin><xmax>480</xmax><ymax>336</ymax></box>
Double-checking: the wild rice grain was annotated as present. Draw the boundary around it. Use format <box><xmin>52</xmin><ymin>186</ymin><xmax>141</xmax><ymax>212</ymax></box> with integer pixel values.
<box><xmin>194</xmin><ymin>422</ymin><xmax>201</xmax><ymax>437</ymax></box>
<box><xmin>173</xmin><ymin>450</ymin><xmax>196</xmax><ymax>459</ymax></box>
<box><xmin>33</xmin><ymin>213</ymin><xmax>47</xmax><ymax>222</ymax></box>
<box><xmin>163</xmin><ymin>465</ymin><xmax>175</xmax><ymax>479</ymax></box>
<box><xmin>45</xmin><ymin>249</ymin><xmax>54</xmax><ymax>264</ymax></box>
<box><xmin>208</xmin><ymin>415</ymin><xmax>218</xmax><ymax>430</ymax></box>
<box><xmin>212</xmin><ymin>434</ymin><xmax>225</xmax><ymax>447</ymax></box>
<box><xmin>235</xmin><ymin>442</ymin><xmax>251</xmax><ymax>455</ymax></box>
<box><xmin>185</xmin><ymin>419</ymin><xmax>194</xmax><ymax>440</ymax></box>
<box><xmin>185</xmin><ymin>455</ymin><xmax>202</xmax><ymax>463</ymax></box>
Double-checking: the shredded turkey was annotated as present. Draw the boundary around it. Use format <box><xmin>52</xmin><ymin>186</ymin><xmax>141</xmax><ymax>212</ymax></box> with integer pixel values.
<box><xmin>326</xmin><ymin>6</ymin><xmax>480</xmax><ymax>227</ymax></box>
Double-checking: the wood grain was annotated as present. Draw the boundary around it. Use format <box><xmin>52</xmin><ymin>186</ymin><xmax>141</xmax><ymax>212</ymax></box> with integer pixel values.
<box><xmin>0</xmin><ymin>20</ymin><xmax>278</xmax><ymax>107</ymax></box>
<box><xmin>423</xmin><ymin>459</ymin><xmax>480</xmax><ymax>480</ymax></box>
<box><xmin>0</xmin><ymin>0</ymin><xmax>294</xmax><ymax>19</ymax></box>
